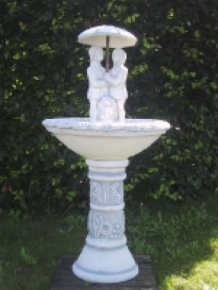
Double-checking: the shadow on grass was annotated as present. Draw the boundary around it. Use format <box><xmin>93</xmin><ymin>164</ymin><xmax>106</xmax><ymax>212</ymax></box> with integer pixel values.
<box><xmin>0</xmin><ymin>212</ymin><xmax>87</xmax><ymax>290</ymax></box>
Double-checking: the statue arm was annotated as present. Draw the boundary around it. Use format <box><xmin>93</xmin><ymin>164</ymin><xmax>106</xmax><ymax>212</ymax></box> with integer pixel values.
<box><xmin>105</xmin><ymin>68</ymin><xmax>128</xmax><ymax>86</ymax></box>
<box><xmin>87</xmin><ymin>67</ymin><xmax>106</xmax><ymax>88</ymax></box>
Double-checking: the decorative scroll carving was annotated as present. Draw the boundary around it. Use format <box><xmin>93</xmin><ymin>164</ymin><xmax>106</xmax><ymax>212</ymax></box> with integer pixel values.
<box><xmin>88</xmin><ymin>210</ymin><xmax>125</xmax><ymax>239</ymax></box>
<box><xmin>90</xmin><ymin>181</ymin><xmax>123</xmax><ymax>205</ymax></box>
<box><xmin>91</xmin><ymin>181</ymin><xmax>104</xmax><ymax>204</ymax></box>
<box><xmin>109</xmin><ymin>183</ymin><xmax>122</xmax><ymax>204</ymax></box>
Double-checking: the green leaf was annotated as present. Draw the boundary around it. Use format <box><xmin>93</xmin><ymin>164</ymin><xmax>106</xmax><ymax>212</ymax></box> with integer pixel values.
<box><xmin>194</xmin><ymin>30</ymin><xmax>200</xmax><ymax>38</ymax></box>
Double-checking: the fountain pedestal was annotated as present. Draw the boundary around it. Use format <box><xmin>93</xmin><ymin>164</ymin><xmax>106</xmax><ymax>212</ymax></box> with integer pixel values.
<box><xmin>73</xmin><ymin>159</ymin><xmax>138</xmax><ymax>283</ymax></box>
<box><xmin>43</xmin><ymin>118</ymin><xmax>170</xmax><ymax>284</ymax></box>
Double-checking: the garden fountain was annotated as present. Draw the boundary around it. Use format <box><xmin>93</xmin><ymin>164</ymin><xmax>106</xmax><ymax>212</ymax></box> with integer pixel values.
<box><xmin>43</xmin><ymin>25</ymin><xmax>170</xmax><ymax>284</ymax></box>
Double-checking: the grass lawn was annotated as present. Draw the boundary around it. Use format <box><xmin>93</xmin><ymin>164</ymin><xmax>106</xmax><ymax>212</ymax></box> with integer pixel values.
<box><xmin>0</xmin><ymin>193</ymin><xmax>218</xmax><ymax>290</ymax></box>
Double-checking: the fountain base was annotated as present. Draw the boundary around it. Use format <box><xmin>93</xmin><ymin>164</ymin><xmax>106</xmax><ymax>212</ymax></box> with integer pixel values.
<box><xmin>51</xmin><ymin>255</ymin><xmax>158</xmax><ymax>289</ymax></box>
<box><xmin>72</xmin><ymin>241</ymin><xmax>138</xmax><ymax>283</ymax></box>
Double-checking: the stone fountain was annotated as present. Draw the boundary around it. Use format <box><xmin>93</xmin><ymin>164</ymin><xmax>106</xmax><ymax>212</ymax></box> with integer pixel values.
<box><xmin>43</xmin><ymin>25</ymin><xmax>170</xmax><ymax>284</ymax></box>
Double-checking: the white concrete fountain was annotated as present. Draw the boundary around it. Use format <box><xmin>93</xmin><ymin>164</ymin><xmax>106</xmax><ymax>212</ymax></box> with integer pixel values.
<box><xmin>43</xmin><ymin>25</ymin><xmax>170</xmax><ymax>284</ymax></box>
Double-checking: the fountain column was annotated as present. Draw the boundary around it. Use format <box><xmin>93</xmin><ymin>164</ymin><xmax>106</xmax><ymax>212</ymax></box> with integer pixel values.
<box><xmin>72</xmin><ymin>159</ymin><xmax>138</xmax><ymax>283</ymax></box>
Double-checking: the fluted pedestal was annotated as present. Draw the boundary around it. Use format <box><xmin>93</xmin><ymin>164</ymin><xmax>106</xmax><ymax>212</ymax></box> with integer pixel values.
<box><xmin>72</xmin><ymin>159</ymin><xmax>138</xmax><ymax>283</ymax></box>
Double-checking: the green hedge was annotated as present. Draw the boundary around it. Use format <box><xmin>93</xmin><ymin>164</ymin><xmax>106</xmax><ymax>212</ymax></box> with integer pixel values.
<box><xmin>1</xmin><ymin>0</ymin><xmax>218</xmax><ymax>213</ymax></box>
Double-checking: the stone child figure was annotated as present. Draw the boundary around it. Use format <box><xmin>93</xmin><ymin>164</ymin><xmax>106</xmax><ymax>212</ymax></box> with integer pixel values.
<box><xmin>105</xmin><ymin>48</ymin><xmax>128</xmax><ymax>122</ymax></box>
<box><xmin>87</xmin><ymin>46</ymin><xmax>107</xmax><ymax>122</ymax></box>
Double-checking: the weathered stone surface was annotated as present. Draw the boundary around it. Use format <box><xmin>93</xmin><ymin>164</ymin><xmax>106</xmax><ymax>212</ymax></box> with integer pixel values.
<box><xmin>51</xmin><ymin>255</ymin><xmax>158</xmax><ymax>290</ymax></box>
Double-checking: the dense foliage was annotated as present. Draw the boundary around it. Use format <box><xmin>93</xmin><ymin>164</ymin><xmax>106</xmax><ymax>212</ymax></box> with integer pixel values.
<box><xmin>1</xmin><ymin>0</ymin><xmax>218</xmax><ymax>213</ymax></box>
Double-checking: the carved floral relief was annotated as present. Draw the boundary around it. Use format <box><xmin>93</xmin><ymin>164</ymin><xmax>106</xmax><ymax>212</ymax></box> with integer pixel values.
<box><xmin>88</xmin><ymin>210</ymin><xmax>125</xmax><ymax>239</ymax></box>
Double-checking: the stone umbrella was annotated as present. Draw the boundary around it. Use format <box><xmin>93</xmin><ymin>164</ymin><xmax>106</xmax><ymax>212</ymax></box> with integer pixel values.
<box><xmin>78</xmin><ymin>25</ymin><xmax>137</xmax><ymax>71</ymax></box>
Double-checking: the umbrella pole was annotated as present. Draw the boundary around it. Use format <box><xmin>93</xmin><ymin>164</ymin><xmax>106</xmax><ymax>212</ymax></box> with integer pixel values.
<box><xmin>106</xmin><ymin>36</ymin><xmax>110</xmax><ymax>72</ymax></box>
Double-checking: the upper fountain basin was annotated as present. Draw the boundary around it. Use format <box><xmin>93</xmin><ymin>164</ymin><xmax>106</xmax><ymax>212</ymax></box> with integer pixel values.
<box><xmin>42</xmin><ymin>118</ymin><xmax>170</xmax><ymax>160</ymax></box>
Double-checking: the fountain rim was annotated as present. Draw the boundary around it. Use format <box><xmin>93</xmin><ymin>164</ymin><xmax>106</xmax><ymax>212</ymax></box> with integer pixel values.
<box><xmin>42</xmin><ymin>118</ymin><xmax>170</xmax><ymax>136</ymax></box>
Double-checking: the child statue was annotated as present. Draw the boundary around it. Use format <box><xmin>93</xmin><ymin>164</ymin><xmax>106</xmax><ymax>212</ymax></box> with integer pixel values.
<box><xmin>105</xmin><ymin>48</ymin><xmax>128</xmax><ymax>122</ymax></box>
<box><xmin>87</xmin><ymin>46</ymin><xmax>107</xmax><ymax>122</ymax></box>
<box><xmin>87</xmin><ymin>46</ymin><xmax>128</xmax><ymax>123</ymax></box>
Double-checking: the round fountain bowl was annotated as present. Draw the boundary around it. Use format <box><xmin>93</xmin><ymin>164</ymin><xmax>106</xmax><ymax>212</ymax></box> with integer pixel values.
<box><xmin>42</xmin><ymin>118</ymin><xmax>170</xmax><ymax>160</ymax></box>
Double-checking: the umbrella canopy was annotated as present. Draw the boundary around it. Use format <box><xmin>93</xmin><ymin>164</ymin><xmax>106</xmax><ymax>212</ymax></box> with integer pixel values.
<box><xmin>78</xmin><ymin>25</ymin><xmax>137</xmax><ymax>48</ymax></box>
<box><xmin>78</xmin><ymin>25</ymin><xmax>137</xmax><ymax>71</ymax></box>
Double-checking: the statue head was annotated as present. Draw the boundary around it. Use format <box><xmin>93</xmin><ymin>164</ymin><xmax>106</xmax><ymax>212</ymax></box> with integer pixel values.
<box><xmin>89</xmin><ymin>46</ymin><xmax>104</xmax><ymax>62</ymax></box>
<box><xmin>112</xmin><ymin>48</ymin><xmax>126</xmax><ymax>65</ymax></box>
